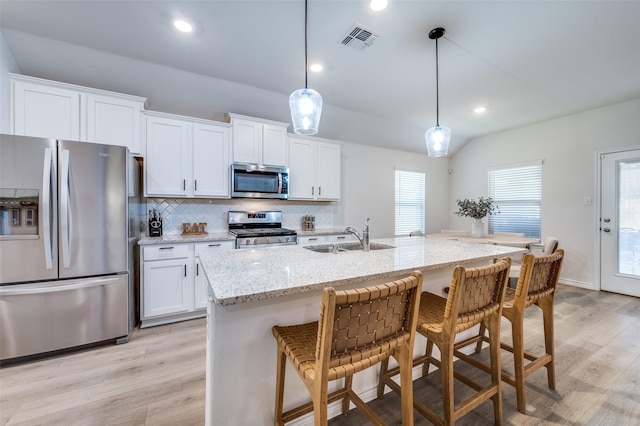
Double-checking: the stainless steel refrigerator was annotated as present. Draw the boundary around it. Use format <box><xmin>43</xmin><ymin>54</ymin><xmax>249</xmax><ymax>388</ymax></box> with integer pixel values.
<box><xmin>0</xmin><ymin>134</ymin><xmax>138</xmax><ymax>361</ymax></box>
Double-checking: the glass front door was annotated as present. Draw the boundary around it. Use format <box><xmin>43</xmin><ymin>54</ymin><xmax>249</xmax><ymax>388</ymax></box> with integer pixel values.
<box><xmin>601</xmin><ymin>148</ymin><xmax>640</xmax><ymax>296</ymax></box>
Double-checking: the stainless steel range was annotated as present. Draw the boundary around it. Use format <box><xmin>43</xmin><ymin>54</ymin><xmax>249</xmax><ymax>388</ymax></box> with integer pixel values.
<box><xmin>228</xmin><ymin>211</ymin><xmax>297</xmax><ymax>249</ymax></box>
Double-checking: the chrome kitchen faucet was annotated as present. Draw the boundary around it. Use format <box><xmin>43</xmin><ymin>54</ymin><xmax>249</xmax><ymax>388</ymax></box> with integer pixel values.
<box><xmin>345</xmin><ymin>218</ymin><xmax>370</xmax><ymax>252</ymax></box>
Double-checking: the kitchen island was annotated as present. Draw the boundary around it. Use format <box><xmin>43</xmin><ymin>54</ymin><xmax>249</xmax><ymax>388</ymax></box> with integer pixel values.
<box><xmin>199</xmin><ymin>237</ymin><xmax>527</xmax><ymax>425</ymax></box>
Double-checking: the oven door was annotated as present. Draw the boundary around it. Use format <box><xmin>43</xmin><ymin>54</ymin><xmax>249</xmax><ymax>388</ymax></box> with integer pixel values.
<box><xmin>231</xmin><ymin>164</ymin><xmax>288</xmax><ymax>199</ymax></box>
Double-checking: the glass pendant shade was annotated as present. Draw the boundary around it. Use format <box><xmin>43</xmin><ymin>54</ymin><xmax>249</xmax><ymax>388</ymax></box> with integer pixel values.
<box><xmin>289</xmin><ymin>87</ymin><xmax>323</xmax><ymax>135</ymax></box>
<box><xmin>425</xmin><ymin>125</ymin><xmax>450</xmax><ymax>157</ymax></box>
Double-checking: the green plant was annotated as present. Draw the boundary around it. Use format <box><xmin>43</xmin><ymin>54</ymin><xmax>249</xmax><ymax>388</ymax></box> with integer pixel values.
<box><xmin>455</xmin><ymin>197</ymin><xmax>499</xmax><ymax>219</ymax></box>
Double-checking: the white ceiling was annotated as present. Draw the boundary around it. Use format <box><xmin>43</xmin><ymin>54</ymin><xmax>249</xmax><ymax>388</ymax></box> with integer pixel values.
<box><xmin>2</xmin><ymin>0</ymin><xmax>640</xmax><ymax>156</ymax></box>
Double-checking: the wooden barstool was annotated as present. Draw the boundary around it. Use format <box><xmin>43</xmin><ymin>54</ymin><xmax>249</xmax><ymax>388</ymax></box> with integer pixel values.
<box><xmin>378</xmin><ymin>258</ymin><xmax>511</xmax><ymax>425</ymax></box>
<box><xmin>454</xmin><ymin>249</ymin><xmax>564</xmax><ymax>413</ymax></box>
<box><xmin>272</xmin><ymin>271</ymin><xmax>423</xmax><ymax>425</ymax></box>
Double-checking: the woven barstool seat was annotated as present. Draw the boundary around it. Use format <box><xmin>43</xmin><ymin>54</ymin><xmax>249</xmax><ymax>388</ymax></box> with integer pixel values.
<box><xmin>454</xmin><ymin>249</ymin><xmax>564</xmax><ymax>414</ymax></box>
<box><xmin>273</xmin><ymin>271</ymin><xmax>423</xmax><ymax>425</ymax></box>
<box><xmin>378</xmin><ymin>258</ymin><xmax>511</xmax><ymax>426</ymax></box>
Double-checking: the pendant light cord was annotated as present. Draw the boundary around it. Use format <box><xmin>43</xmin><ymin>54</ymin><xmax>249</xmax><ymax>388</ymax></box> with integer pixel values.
<box><xmin>304</xmin><ymin>0</ymin><xmax>308</xmax><ymax>89</ymax></box>
<box><xmin>435</xmin><ymin>36</ymin><xmax>440</xmax><ymax>127</ymax></box>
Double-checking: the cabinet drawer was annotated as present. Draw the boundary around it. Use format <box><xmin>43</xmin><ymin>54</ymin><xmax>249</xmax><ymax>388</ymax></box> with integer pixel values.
<box><xmin>298</xmin><ymin>236</ymin><xmax>325</xmax><ymax>245</ymax></box>
<box><xmin>143</xmin><ymin>244</ymin><xmax>190</xmax><ymax>261</ymax></box>
<box><xmin>325</xmin><ymin>234</ymin><xmax>357</xmax><ymax>243</ymax></box>
<box><xmin>195</xmin><ymin>241</ymin><xmax>234</xmax><ymax>255</ymax></box>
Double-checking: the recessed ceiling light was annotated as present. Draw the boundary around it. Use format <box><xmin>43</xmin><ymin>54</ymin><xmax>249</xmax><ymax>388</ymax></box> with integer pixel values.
<box><xmin>174</xmin><ymin>19</ymin><xmax>193</xmax><ymax>33</ymax></box>
<box><xmin>370</xmin><ymin>0</ymin><xmax>388</xmax><ymax>11</ymax></box>
<box><xmin>473</xmin><ymin>106</ymin><xmax>488</xmax><ymax>114</ymax></box>
<box><xmin>309</xmin><ymin>63</ymin><xmax>323</xmax><ymax>72</ymax></box>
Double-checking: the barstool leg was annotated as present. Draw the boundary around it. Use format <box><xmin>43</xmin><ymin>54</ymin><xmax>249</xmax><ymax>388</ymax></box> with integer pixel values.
<box><xmin>539</xmin><ymin>297</ymin><xmax>556</xmax><ymax>389</ymax></box>
<box><xmin>422</xmin><ymin>340</ymin><xmax>434</xmax><ymax>377</ymax></box>
<box><xmin>475</xmin><ymin>322</ymin><xmax>487</xmax><ymax>353</ymax></box>
<box><xmin>377</xmin><ymin>359</ymin><xmax>389</xmax><ymax>399</ymax></box>
<box><xmin>342</xmin><ymin>375</ymin><xmax>353</xmax><ymax>414</ymax></box>
<box><xmin>488</xmin><ymin>313</ymin><xmax>504</xmax><ymax>425</ymax></box>
<box><xmin>439</xmin><ymin>342</ymin><xmax>455</xmax><ymax>425</ymax></box>
<box><xmin>511</xmin><ymin>314</ymin><xmax>527</xmax><ymax>414</ymax></box>
<box><xmin>274</xmin><ymin>347</ymin><xmax>286</xmax><ymax>426</ymax></box>
<box><xmin>397</xmin><ymin>347</ymin><xmax>415</xmax><ymax>426</ymax></box>
<box><xmin>312</xmin><ymin>379</ymin><xmax>329</xmax><ymax>426</ymax></box>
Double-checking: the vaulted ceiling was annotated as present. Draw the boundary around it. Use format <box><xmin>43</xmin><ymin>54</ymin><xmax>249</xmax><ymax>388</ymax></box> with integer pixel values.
<box><xmin>2</xmin><ymin>1</ymin><xmax>639</xmax><ymax>155</ymax></box>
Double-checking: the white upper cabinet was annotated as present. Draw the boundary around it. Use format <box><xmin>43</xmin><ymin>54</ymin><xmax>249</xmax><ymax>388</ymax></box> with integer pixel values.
<box><xmin>85</xmin><ymin>93</ymin><xmax>144</xmax><ymax>155</ymax></box>
<box><xmin>193</xmin><ymin>123</ymin><xmax>230</xmax><ymax>197</ymax></box>
<box><xmin>145</xmin><ymin>114</ymin><xmax>190</xmax><ymax>197</ymax></box>
<box><xmin>316</xmin><ymin>141</ymin><xmax>341</xmax><ymax>200</ymax></box>
<box><xmin>288</xmin><ymin>136</ymin><xmax>317</xmax><ymax>200</ymax></box>
<box><xmin>144</xmin><ymin>111</ymin><xmax>231</xmax><ymax>198</ymax></box>
<box><xmin>11</xmin><ymin>78</ymin><xmax>81</xmax><ymax>140</ymax></box>
<box><xmin>10</xmin><ymin>74</ymin><xmax>146</xmax><ymax>155</ymax></box>
<box><xmin>262</xmin><ymin>124</ymin><xmax>288</xmax><ymax>166</ymax></box>
<box><xmin>228</xmin><ymin>113</ymin><xmax>289</xmax><ymax>166</ymax></box>
<box><xmin>288</xmin><ymin>135</ymin><xmax>341</xmax><ymax>201</ymax></box>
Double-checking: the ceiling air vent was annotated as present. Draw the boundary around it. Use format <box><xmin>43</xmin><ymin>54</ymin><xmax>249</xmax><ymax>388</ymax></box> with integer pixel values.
<box><xmin>340</xmin><ymin>24</ymin><xmax>379</xmax><ymax>50</ymax></box>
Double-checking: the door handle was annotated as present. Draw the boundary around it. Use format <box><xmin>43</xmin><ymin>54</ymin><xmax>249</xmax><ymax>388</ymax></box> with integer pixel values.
<box><xmin>42</xmin><ymin>147</ymin><xmax>54</xmax><ymax>270</ymax></box>
<box><xmin>60</xmin><ymin>149</ymin><xmax>72</xmax><ymax>268</ymax></box>
<box><xmin>602</xmin><ymin>227</ymin><xmax>611</xmax><ymax>232</ymax></box>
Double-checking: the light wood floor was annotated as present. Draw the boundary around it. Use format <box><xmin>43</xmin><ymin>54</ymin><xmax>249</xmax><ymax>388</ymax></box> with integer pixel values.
<box><xmin>1</xmin><ymin>285</ymin><xmax>639</xmax><ymax>425</ymax></box>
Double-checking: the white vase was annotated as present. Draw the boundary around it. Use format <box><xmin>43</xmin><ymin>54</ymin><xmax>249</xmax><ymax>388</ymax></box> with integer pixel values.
<box><xmin>471</xmin><ymin>219</ymin><xmax>484</xmax><ymax>238</ymax></box>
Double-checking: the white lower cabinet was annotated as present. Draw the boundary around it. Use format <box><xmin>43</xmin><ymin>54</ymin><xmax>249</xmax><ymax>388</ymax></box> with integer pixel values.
<box><xmin>143</xmin><ymin>257</ymin><xmax>191</xmax><ymax>318</ymax></box>
<box><xmin>141</xmin><ymin>240</ymin><xmax>233</xmax><ymax>327</ymax></box>
<box><xmin>298</xmin><ymin>233</ymin><xmax>357</xmax><ymax>246</ymax></box>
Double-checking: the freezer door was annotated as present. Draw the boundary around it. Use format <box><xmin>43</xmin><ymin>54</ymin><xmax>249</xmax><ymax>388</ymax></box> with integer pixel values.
<box><xmin>0</xmin><ymin>274</ymin><xmax>128</xmax><ymax>360</ymax></box>
<box><xmin>0</xmin><ymin>134</ymin><xmax>58</xmax><ymax>284</ymax></box>
<box><xmin>58</xmin><ymin>140</ymin><xmax>128</xmax><ymax>278</ymax></box>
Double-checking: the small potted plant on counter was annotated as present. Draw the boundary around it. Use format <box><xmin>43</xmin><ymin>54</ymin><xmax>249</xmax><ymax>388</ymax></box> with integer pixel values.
<box><xmin>455</xmin><ymin>197</ymin><xmax>499</xmax><ymax>238</ymax></box>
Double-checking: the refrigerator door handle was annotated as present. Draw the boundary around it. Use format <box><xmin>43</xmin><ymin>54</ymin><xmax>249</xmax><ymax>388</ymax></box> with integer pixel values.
<box><xmin>60</xmin><ymin>149</ymin><xmax>72</xmax><ymax>269</ymax></box>
<box><xmin>42</xmin><ymin>147</ymin><xmax>54</xmax><ymax>270</ymax></box>
<box><xmin>0</xmin><ymin>276</ymin><xmax>121</xmax><ymax>296</ymax></box>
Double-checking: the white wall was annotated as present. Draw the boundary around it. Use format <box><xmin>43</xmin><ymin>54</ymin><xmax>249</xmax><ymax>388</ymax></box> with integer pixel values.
<box><xmin>0</xmin><ymin>30</ymin><xmax>19</xmax><ymax>133</ymax></box>
<box><xmin>450</xmin><ymin>98</ymin><xmax>640</xmax><ymax>289</ymax></box>
<box><xmin>340</xmin><ymin>142</ymin><xmax>450</xmax><ymax>238</ymax></box>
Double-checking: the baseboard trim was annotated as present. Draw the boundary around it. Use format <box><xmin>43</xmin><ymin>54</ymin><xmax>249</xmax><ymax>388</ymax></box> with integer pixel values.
<box><xmin>559</xmin><ymin>278</ymin><xmax>596</xmax><ymax>291</ymax></box>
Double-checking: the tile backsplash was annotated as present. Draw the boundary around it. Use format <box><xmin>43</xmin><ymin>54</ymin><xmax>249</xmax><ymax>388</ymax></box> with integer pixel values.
<box><xmin>145</xmin><ymin>198</ymin><xmax>338</xmax><ymax>236</ymax></box>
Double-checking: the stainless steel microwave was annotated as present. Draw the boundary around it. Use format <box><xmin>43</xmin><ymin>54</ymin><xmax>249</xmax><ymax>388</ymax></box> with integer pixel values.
<box><xmin>231</xmin><ymin>163</ymin><xmax>289</xmax><ymax>199</ymax></box>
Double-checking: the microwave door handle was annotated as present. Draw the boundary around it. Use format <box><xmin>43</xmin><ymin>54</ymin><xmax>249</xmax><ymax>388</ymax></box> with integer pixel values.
<box><xmin>277</xmin><ymin>173</ymin><xmax>283</xmax><ymax>194</ymax></box>
<box><xmin>42</xmin><ymin>147</ymin><xmax>54</xmax><ymax>270</ymax></box>
<box><xmin>60</xmin><ymin>149</ymin><xmax>72</xmax><ymax>269</ymax></box>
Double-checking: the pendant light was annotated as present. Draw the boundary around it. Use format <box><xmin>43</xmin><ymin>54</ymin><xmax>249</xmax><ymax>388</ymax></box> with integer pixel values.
<box><xmin>289</xmin><ymin>0</ymin><xmax>323</xmax><ymax>135</ymax></box>
<box><xmin>425</xmin><ymin>27</ymin><xmax>450</xmax><ymax>157</ymax></box>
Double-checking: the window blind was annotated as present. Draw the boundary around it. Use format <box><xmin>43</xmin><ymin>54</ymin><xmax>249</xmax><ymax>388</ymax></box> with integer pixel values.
<box><xmin>488</xmin><ymin>162</ymin><xmax>542</xmax><ymax>238</ymax></box>
<box><xmin>395</xmin><ymin>170</ymin><xmax>425</xmax><ymax>236</ymax></box>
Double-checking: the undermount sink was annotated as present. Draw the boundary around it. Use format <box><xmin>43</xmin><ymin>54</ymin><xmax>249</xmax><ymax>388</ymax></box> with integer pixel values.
<box><xmin>303</xmin><ymin>242</ymin><xmax>395</xmax><ymax>254</ymax></box>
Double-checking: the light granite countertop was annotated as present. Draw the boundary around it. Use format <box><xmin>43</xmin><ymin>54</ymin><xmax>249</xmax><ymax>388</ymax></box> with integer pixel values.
<box><xmin>199</xmin><ymin>236</ymin><xmax>527</xmax><ymax>306</ymax></box>
<box><xmin>138</xmin><ymin>232</ymin><xmax>235</xmax><ymax>245</ymax></box>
